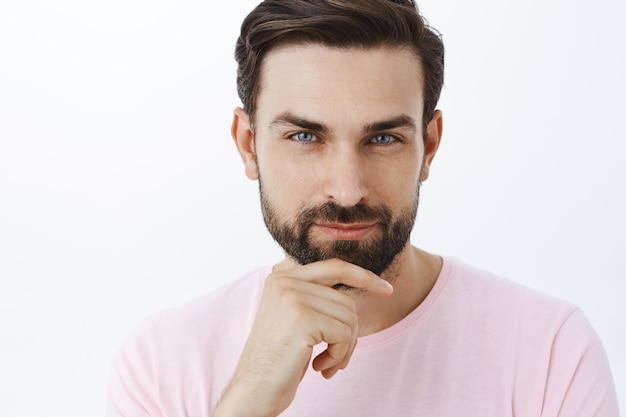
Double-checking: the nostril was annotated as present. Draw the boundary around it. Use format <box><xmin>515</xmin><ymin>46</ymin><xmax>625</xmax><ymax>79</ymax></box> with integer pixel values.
<box><xmin>321</xmin><ymin>150</ymin><xmax>369</xmax><ymax>206</ymax></box>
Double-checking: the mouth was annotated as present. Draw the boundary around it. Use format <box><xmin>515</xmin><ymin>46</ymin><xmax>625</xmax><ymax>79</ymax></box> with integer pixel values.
<box><xmin>313</xmin><ymin>222</ymin><xmax>377</xmax><ymax>241</ymax></box>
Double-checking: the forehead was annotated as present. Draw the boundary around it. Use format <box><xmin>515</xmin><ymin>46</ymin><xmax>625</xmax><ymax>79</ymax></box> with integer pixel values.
<box><xmin>255</xmin><ymin>44</ymin><xmax>424</xmax><ymax>127</ymax></box>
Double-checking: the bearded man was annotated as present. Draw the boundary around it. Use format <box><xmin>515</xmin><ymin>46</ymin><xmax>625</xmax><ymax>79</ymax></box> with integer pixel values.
<box><xmin>106</xmin><ymin>1</ymin><xmax>619</xmax><ymax>416</ymax></box>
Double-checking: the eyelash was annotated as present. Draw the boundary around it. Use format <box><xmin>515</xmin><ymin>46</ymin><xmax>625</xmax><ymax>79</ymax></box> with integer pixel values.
<box><xmin>288</xmin><ymin>132</ymin><xmax>401</xmax><ymax>146</ymax></box>
<box><xmin>370</xmin><ymin>134</ymin><xmax>398</xmax><ymax>145</ymax></box>
<box><xmin>290</xmin><ymin>132</ymin><xmax>317</xmax><ymax>143</ymax></box>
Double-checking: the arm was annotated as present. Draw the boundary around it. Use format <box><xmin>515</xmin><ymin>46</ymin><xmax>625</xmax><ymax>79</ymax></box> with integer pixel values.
<box><xmin>106</xmin><ymin>327</ymin><xmax>162</xmax><ymax>417</ymax></box>
<box><xmin>542</xmin><ymin>308</ymin><xmax>620</xmax><ymax>417</ymax></box>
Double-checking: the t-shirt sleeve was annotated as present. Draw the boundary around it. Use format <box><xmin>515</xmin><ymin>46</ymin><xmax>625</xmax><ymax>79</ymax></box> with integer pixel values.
<box><xmin>104</xmin><ymin>270</ymin><xmax>267</xmax><ymax>416</ymax></box>
<box><xmin>106</xmin><ymin>324</ymin><xmax>163</xmax><ymax>417</ymax></box>
<box><xmin>541</xmin><ymin>308</ymin><xmax>620</xmax><ymax>417</ymax></box>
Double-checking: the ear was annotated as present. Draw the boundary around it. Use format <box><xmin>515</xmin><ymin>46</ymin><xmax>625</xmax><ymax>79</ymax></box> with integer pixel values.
<box><xmin>231</xmin><ymin>107</ymin><xmax>258</xmax><ymax>180</ymax></box>
<box><xmin>420</xmin><ymin>110</ymin><xmax>443</xmax><ymax>181</ymax></box>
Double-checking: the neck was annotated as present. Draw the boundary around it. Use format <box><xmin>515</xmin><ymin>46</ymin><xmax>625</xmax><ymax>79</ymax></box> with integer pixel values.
<box><xmin>274</xmin><ymin>244</ymin><xmax>442</xmax><ymax>337</ymax></box>
<box><xmin>353</xmin><ymin>244</ymin><xmax>441</xmax><ymax>336</ymax></box>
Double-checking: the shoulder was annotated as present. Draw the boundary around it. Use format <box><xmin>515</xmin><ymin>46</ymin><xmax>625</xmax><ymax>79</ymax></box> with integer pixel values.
<box><xmin>438</xmin><ymin>258</ymin><xmax>619</xmax><ymax>415</ymax></box>
<box><xmin>106</xmin><ymin>267</ymin><xmax>272</xmax><ymax>415</ymax></box>
<box><xmin>137</xmin><ymin>266</ymin><xmax>271</xmax><ymax>343</ymax></box>
<box><xmin>434</xmin><ymin>257</ymin><xmax>590</xmax><ymax>348</ymax></box>
<box><xmin>111</xmin><ymin>266</ymin><xmax>272</xmax><ymax>371</ymax></box>
<box><xmin>443</xmin><ymin>257</ymin><xmax>577</xmax><ymax>319</ymax></box>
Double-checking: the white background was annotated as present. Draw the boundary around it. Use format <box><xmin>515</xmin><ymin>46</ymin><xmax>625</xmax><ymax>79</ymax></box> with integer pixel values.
<box><xmin>1</xmin><ymin>0</ymin><xmax>624</xmax><ymax>415</ymax></box>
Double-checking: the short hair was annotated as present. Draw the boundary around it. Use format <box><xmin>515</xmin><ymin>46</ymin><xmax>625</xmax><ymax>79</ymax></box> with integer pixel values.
<box><xmin>235</xmin><ymin>0</ymin><xmax>445</xmax><ymax>132</ymax></box>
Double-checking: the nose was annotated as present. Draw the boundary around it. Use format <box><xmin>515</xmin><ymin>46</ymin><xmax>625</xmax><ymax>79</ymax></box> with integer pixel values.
<box><xmin>321</xmin><ymin>146</ymin><xmax>368</xmax><ymax>207</ymax></box>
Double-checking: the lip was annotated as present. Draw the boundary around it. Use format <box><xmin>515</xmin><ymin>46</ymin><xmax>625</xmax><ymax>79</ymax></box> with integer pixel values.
<box><xmin>313</xmin><ymin>223</ymin><xmax>376</xmax><ymax>240</ymax></box>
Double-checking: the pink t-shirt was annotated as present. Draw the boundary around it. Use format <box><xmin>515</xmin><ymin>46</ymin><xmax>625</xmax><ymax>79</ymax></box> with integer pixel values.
<box><xmin>106</xmin><ymin>257</ymin><xmax>619</xmax><ymax>416</ymax></box>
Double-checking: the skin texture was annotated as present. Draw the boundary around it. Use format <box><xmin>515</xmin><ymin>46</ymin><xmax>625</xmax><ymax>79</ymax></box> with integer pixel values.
<box><xmin>214</xmin><ymin>44</ymin><xmax>444</xmax><ymax>417</ymax></box>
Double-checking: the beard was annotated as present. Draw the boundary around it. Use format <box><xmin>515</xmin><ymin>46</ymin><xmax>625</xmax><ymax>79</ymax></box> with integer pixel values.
<box><xmin>259</xmin><ymin>181</ymin><xmax>420</xmax><ymax>278</ymax></box>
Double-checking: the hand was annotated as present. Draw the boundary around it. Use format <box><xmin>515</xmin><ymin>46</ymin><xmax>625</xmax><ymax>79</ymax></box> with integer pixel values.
<box><xmin>212</xmin><ymin>258</ymin><xmax>393</xmax><ymax>417</ymax></box>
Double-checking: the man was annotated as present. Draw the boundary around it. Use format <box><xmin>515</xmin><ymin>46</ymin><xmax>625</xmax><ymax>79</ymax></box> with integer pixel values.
<box><xmin>106</xmin><ymin>1</ymin><xmax>619</xmax><ymax>416</ymax></box>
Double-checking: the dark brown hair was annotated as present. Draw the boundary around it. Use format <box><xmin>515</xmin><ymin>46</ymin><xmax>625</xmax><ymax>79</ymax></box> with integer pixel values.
<box><xmin>235</xmin><ymin>0</ymin><xmax>444</xmax><ymax>131</ymax></box>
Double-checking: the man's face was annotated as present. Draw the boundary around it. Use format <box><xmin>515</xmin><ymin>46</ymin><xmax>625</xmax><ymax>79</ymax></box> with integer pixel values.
<box><xmin>233</xmin><ymin>44</ymin><xmax>440</xmax><ymax>277</ymax></box>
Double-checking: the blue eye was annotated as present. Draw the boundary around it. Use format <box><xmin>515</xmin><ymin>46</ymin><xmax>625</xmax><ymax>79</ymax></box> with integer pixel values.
<box><xmin>371</xmin><ymin>134</ymin><xmax>395</xmax><ymax>145</ymax></box>
<box><xmin>292</xmin><ymin>132</ymin><xmax>316</xmax><ymax>142</ymax></box>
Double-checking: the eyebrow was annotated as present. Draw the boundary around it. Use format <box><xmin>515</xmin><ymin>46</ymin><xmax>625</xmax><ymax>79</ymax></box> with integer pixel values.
<box><xmin>269</xmin><ymin>112</ymin><xmax>329</xmax><ymax>133</ymax></box>
<box><xmin>269</xmin><ymin>111</ymin><xmax>418</xmax><ymax>135</ymax></box>
<box><xmin>364</xmin><ymin>115</ymin><xmax>417</xmax><ymax>134</ymax></box>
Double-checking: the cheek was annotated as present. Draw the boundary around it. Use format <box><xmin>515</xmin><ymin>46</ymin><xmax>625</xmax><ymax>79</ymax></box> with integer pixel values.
<box><xmin>371</xmin><ymin>178</ymin><xmax>419</xmax><ymax>210</ymax></box>
<box><xmin>258</xmin><ymin>156</ymin><xmax>314</xmax><ymax>210</ymax></box>
<box><xmin>370</xmin><ymin>155</ymin><xmax>422</xmax><ymax>192</ymax></box>
<box><xmin>258</xmin><ymin>141</ymin><xmax>323</xmax><ymax>181</ymax></box>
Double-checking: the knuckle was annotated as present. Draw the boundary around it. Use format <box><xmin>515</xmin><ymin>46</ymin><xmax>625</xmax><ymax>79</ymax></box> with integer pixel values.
<box><xmin>278</xmin><ymin>285</ymin><xmax>301</xmax><ymax>305</ymax></box>
<box><xmin>265</xmin><ymin>274</ymin><xmax>294</xmax><ymax>296</ymax></box>
<box><xmin>264</xmin><ymin>272</ymin><xmax>285</xmax><ymax>288</ymax></box>
<box><xmin>263</xmin><ymin>275</ymin><xmax>305</xmax><ymax>309</ymax></box>
<box><xmin>340</xmin><ymin>320</ymin><xmax>354</xmax><ymax>337</ymax></box>
<box><xmin>330</xmin><ymin>320</ymin><xmax>354</xmax><ymax>343</ymax></box>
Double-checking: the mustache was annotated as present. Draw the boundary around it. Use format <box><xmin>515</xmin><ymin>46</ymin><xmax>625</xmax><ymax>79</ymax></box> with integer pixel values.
<box><xmin>297</xmin><ymin>202</ymin><xmax>392</xmax><ymax>227</ymax></box>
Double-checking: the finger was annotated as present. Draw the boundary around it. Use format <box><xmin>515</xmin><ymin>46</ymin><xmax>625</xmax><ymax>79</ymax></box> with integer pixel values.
<box><xmin>312</xmin><ymin>326</ymin><xmax>358</xmax><ymax>378</ymax></box>
<box><xmin>309</xmin><ymin>313</ymin><xmax>358</xmax><ymax>372</ymax></box>
<box><xmin>304</xmin><ymin>290</ymin><xmax>357</xmax><ymax>327</ymax></box>
<box><xmin>321</xmin><ymin>365</ymin><xmax>340</xmax><ymax>379</ymax></box>
<box><xmin>264</xmin><ymin>275</ymin><xmax>358</xmax><ymax>312</ymax></box>
<box><xmin>289</xmin><ymin>259</ymin><xmax>393</xmax><ymax>295</ymax></box>
<box><xmin>311</xmin><ymin>316</ymin><xmax>358</xmax><ymax>372</ymax></box>
<box><xmin>317</xmin><ymin>335</ymin><xmax>358</xmax><ymax>379</ymax></box>
<box><xmin>338</xmin><ymin>335</ymin><xmax>358</xmax><ymax>370</ymax></box>
<box><xmin>308</xmin><ymin>315</ymin><xmax>356</xmax><ymax>371</ymax></box>
<box><xmin>312</xmin><ymin>343</ymin><xmax>352</xmax><ymax>375</ymax></box>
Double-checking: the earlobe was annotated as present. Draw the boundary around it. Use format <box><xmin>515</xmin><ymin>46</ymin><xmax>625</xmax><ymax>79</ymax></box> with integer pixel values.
<box><xmin>231</xmin><ymin>107</ymin><xmax>258</xmax><ymax>180</ymax></box>
<box><xmin>420</xmin><ymin>110</ymin><xmax>443</xmax><ymax>181</ymax></box>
